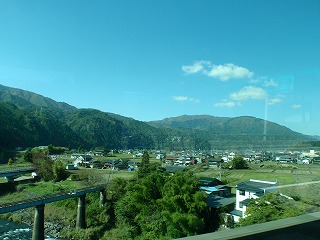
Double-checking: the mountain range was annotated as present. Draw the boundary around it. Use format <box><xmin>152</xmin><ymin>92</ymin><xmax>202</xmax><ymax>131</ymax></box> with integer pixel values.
<box><xmin>0</xmin><ymin>84</ymin><xmax>314</xmax><ymax>150</ymax></box>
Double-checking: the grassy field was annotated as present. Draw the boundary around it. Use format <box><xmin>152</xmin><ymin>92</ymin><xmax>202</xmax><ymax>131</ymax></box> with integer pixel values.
<box><xmin>193</xmin><ymin>161</ymin><xmax>320</xmax><ymax>185</ymax></box>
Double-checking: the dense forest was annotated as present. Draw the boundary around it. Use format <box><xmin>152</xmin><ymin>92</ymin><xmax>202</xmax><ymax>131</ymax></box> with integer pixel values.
<box><xmin>0</xmin><ymin>84</ymin><xmax>315</xmax><ymax>150</ymax></box>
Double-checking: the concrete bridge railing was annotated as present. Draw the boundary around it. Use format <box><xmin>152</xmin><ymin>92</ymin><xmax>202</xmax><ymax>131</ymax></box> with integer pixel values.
<box><xmin>0</xmin><ymin>185</ymin><xmax>106</xmax><ymax>240</ymax></box>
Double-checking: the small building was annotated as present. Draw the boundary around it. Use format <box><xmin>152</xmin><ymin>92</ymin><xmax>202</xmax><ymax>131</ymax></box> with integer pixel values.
<box><xmin>199</xmin><ymin>177</ymin><xmax>234</xmax><ymax>210</ymax></box>
<box><xmin>199</xmin><ymin>177</ymin><xmax>224</xmax><ymax>187</ymax></box>
<box><xmin>312</xmin><ymin>156</ymin><xmax>320</xmax><ymax>164</ymax></box>
<box><xmin>207</xmin><ymin>157</ymin><xmax>223</xmax><ymax>168</ymax></box>
<box><xmin>206</xmin><ymin>194</ymin><xmax>235</xmax><ymax>211</ymax></box>
<box><xmin>66</xmin><ymin>164</ymin><xmax>78</xmax><ymax>170</ymax></box>
<box><xmin>165</xmin><ymin>166</ymin><xmax>186</xmax><ymax>174</ymax></box>
<box><xmin>230</xmin><ymin>179</ymin><xmax>277</xmax><ymax>222</ymax></box>
<box><xmin>71</xmin><ymin>154</ymin><xmax>93</xmax><ymax>161</ymax></box>
<box><xmin>199</xmin><ymin>177</ymin><xmax>232</xmax><ymax>197</ymax></box>
<box><xmin>89</xmin><ymin>160</ymin><xmax>102</xmax><ymax>168</ymax></box>
<box><xmin>93</xmin><ymin>149</ymin><xmax>105</xmax><ymax>156</ymax></box>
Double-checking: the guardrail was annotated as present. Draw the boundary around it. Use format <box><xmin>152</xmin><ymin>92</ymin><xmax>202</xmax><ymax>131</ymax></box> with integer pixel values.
<box><xmin>0</xmin><ymin>166</ymin><xmax>35</xmax><ymax>174</ymax></box>
<box><xmin>0</xmin><ymin>184</ymin><xmax>106</xmax><ymax>214</ymax></box>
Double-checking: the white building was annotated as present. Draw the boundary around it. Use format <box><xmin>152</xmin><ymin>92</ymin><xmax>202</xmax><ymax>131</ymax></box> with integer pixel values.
<box><xmin>231</xmin><ymin>179</ymin><xmax>277</xmax><ymax>222</ymax></box>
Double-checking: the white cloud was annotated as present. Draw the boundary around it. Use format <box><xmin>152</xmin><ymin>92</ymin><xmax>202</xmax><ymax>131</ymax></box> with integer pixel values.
<box><xmin>182</xmin><ymin>61</ymin><xmax>253</xmax><ymax>81</ymax></box>
<box><xmin>181</xmin><ymin>61</ymin><xmax>209</xmax><ymax>74</ymax></box>
<box><xmin>204</xmin><ymin>63</ymin><xmax>253</xmax><ymax>81</ymax></box>
<box><xmin>292</xmin><ymin>104</ymin><xmax>302</xmax><ymax>109</ymax></box>
<box><xmin>173</xmin><ymin>96</ymin><xmax>188</xmax><ymax>101</ymax></box>
<box><xmin>267</xmin><ymin>98</ymin><xmax>282</xmax><ymax>105</ymax></box>
<box><xmin>214</xmin><ymin>101</ymin><xmax>238</xmax><ymax>108</ymax></box>
<box><xmin>267</xmin><ymin>94</ymin><xmax>285</xmax><ymax>105</ymax></box>
<box><xmin>264</xmin><ymin>79</ymin><xmax>278</xmax><ymax>87</ymax></box>
<box><xmin>173</xmin><ymin>96</ymin><xmax>200</xmax><ymax>103</ymax></box>
<box><xmin>230</xmin><ymin>86</ymin><xmax>266</xmax><ymax>101</ymax></box>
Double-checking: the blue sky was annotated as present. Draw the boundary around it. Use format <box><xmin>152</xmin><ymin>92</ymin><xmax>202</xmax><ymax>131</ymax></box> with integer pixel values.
<box><xmin>0</xmin><ymin>0</ymin><xmax>320</xmax><ymax>136</ymax></box>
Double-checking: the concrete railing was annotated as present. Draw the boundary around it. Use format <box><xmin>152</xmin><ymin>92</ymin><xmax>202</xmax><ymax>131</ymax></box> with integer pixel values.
<box><xmin>0</xmin><ymin>184</ymin><xmax>107</xmax><ymax>240</ymax></box>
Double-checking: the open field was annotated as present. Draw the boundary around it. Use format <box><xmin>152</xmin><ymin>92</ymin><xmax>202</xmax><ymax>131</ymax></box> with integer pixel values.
<box><xmin>193</xmin><ymin>161</ymin><xmax>320</xmax><ymax>185</ymax></box>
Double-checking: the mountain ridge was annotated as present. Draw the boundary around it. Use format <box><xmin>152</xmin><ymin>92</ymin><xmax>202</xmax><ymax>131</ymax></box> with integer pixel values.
<box><xmin>0</xmin><ymin>84</ymin><xmax>314</xmax><ymax>150</ymax></box>
<box><xmin>0</xmin><ymin>84</ymin><xmax>77</xmax><ymax>112</ymax></box>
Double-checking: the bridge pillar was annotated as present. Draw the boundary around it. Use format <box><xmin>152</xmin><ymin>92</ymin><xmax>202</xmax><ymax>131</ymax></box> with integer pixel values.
<box><xmin>32</xmin><ymin>204</ymin><xmax>45</xmax><ymax>240</ymax></box>
<box><xmin>76</xmin><ymin>194</ymin><xmax>86</xmax><ymax>229</ymax></box>
<box><xmin>100</xmin><ymin>189</ymin><xmax>106</xmax><ymax>207</ymax></box>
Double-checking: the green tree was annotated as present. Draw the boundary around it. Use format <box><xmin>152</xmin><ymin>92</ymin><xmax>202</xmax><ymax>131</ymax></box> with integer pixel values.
<box><xmin>114</xmin><ymin>171</ymin><xmax>216</xmax><ymax>239</ymax></box>
<box><xmin>8</xmin><ymin>158</ymin><xmax>13</xmax><ymax>166</ymax></box>
<box><xmin>32</xmin><ymin>153</ymin><xmax>54</xmax><ymax>181</ymax></box>
<box><xmin>141</xmin><ymin>150</ymin><xmax>150</xmax><ymax>167</ymax></box>
<box><xmin>103</xmin><ymin>177</ymin><xmax>129</xmax><ymax>230</ymax></box>
<box><xmin>232</xmin><ymin>156</ymin><xmax>248</xmax><ymax>169</ymax></box>
<box><xmin>52</xmin><ymin>160</ymin><xmax>68</xmax><ymax>182</ymax></box>
<box><xmin>24</xmin><ymin>149</ymin><xmax>33</xmax><ymax>162</ymax></box>
<box><xmin>48</xmin><ymin>144</ymin><xmax>68</xmax><ymax>155</ymax></box>
<box><xmin>159</xmin><ymin>172</ymin><xmax>211</xmax><ymax>238</ymax></box>
<box><xmin>137</xmin><ymin>150</ymin><xmax>158</xmax><ymax>178</ymax></box>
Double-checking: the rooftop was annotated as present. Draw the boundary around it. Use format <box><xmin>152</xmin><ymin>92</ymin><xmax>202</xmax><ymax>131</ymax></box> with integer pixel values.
<box><xmin>206</xmin><ymin>195</ymin><xmax>235</xmax><ymax>209</ymax></box>
<box><xmin>237</xmin><ymin>179</ymin><xmax>277</xmax><ymax>192</ymax></box>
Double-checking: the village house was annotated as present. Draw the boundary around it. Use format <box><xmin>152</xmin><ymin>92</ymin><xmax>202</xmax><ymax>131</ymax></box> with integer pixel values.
<box><xmin>207</xmin><ymin>157</ymin><xmax>223</xmax><ymax>168</ymax></box>
<box><xmin>164</xmin><ymin>165</ymin><xmax>186</xmax><ymax>174</ymax></box>
<box><xmin>199</xmin><ymin>177</ymin><xmax>234</xmax><ymax>211</ymax></box>
<box><xmin>230</xmin><ymin>179</ymin><xmax>277</xmax><ymax>222</ymax></box>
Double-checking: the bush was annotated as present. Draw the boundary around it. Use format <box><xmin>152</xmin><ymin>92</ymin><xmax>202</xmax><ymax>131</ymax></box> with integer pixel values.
<box><xmin>60</xmin><ymin>226</ymin><xmax>103</xmax><ymax>240</ymax></box>
<box><xmin>32</xmin><ymin>154</ymin><xmax>54</xmax><ymax>181</ymax></box>
<box><xmin>8</xmin><ymin>158</ymin><xmax>13</xmax><ymax>165</ymax></box>
<box><xmin>52</xmin><ymin>160</ymin><xmax>68</xmax><ymax>182</ymax></box>
<box><xmin>231</xmin><ymin>156</ymin><xmax>248</xmax><ymax>169</ymax></box>
<box><xmin>70</xmin><ymin>174</ymin><xmax>81</xmax><ymax>181</ymax></box>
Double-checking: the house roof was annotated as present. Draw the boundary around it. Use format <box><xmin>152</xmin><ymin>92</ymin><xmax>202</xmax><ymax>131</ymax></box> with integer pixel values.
<box><xmin>165</xmin><ymin>166</ymin><xmax>186</xmax><ymax>173</ymax></box>
<box><xmin>237</xmin><ymin>179</ymin><xmax>277</xmax><ymax>192</ymax></box>
<box><xmin>199</xmin><ymin>177</ymin><xmax>223</xmax><ymax>186</ymax></box>
<box><xmin>240</xmin><ymin>198</ymin><xmax>253</xmax><ymax>206</ymax></box>
<box><xmin>208</xmin><ymin>157</ymin><xmax>222</xmax><ymax>163</ymax></box>
<box><xmin>206</xmin><ymin>195</ymin><xmax>235</xmax><ymax>208</ymax></box>
<box><xmin>215</xmin><ymin>185</ymin><xmax>229</xmax><ymax>189</ymax></box>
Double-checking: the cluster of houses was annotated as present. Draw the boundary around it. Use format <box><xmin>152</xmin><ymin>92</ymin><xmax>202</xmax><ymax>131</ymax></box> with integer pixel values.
<box><xmin>66</xmin><ymin>149</ymin><xmax>317</xmax><ymax>225</ymax></box>
<box><xmin>273</xmin><ymin>150</ymin><xmax>320</xmax><ymax>164</ymax></box>
<box><xmin>66</xmin><ymin>148</ymin><xmax>320</xmax><ymax>171</ymax></box>
<box><xmin>165</xmin><ymin>149</ymin><xmax>320</xmax><ymax>167</ymax></box>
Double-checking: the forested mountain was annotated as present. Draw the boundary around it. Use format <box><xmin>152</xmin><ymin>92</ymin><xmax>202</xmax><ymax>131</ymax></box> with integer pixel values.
<box><xmin>0</xmin><ymin>84</ymin><xmax>314</xmax><ymax>150</ymax></box>
<box><xmin>148</xmin><ymin>115</ymin><xmax>313</xmax><ymax>149</ymax></box>
<box><xmin>0</xmin><ymin>84</ymin><xmax>76</xmax><ymax>112</ymax></box>
<box><xmin>0</xmin><ymin>102</ymin><xmax>85</xmax><ymax>148</ymax></box>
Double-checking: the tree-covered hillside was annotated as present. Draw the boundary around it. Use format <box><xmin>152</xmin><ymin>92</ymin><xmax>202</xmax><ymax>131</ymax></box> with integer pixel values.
<box><xmin>0</xmin><ymin>102</ymin><xmax>85</xmax><ymax>148</ymax></box>
<box><xmin>0</xmin><ymin>84</ymin><xmax>315</xmax><ymax>150</ymax></box>
<box><xmin>0</xmin><ymin>84</ymin><xmax>76</xmax><ymax>112</ymax></box>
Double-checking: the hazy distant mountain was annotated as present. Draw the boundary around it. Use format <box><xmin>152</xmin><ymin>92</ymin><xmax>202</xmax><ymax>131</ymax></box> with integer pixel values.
<box><xmin>148</xmin><ymin>115</ymin><xmax>302</xmax><ymax>137</ymax></box>
<box><xmin>0</xmin><ymin>84</ymin><xmax>315</xmax><ymax>150</ymax></box>
<box><xmin>148</xmin><ymin>115</ymin><xmax>313</xmax><ymax>149</ymax></box>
